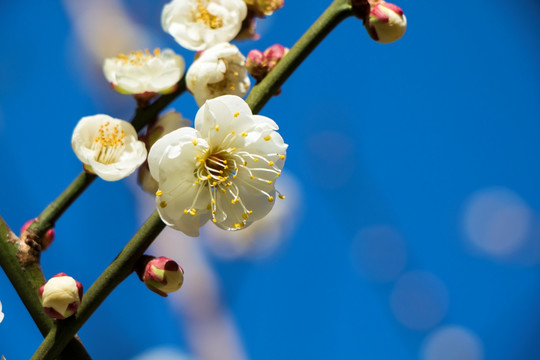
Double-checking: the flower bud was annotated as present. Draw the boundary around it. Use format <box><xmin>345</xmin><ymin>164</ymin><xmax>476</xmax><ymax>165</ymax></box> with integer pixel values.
<box><xmin>246</xmin><ymin>49</ymin><xmax>267</xmax><ymax>82</ymax></box>
<box><xmin>38</xmin><ymin>273</ymin><xmax>83</xmax><ymax>320</ymax></box>
<box><xmin>364</xmin><ymin>1</ymin><xmax>406</xmax><ymax>44</ymax></box>
<box><xmin>247</xmin><ymin>44</ymin><xmax>288</xmax><ymax>82</ymax></box>
<box><xmin>136</xmin><ymin>256</ymin><xmax>184</xmax><ymax>297</ymax></box>
<box><xmin>263</xmin><ymin>44</ymin><xmax>288</xmax><ymax>72</ymax></box>
<box><xmin>21</xmin><ymin>219</ymin><xmax>55</xmax><ymax>251</ymax></box>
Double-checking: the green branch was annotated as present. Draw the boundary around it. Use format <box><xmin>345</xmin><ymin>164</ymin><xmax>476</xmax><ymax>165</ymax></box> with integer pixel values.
<box><xmin>29</xmin><ymin>79</ymin><xmax>187</xmax><ymax>239</ymax></box>
<box><xmin>30</xmin><ymin>211</ymin><xmax>166</xmax><ymax>360</ymax></box>
<box><xmin>0</xmin><ymin>216</ymin><xmax>91</xmax><ymax>360</ymax></box>
<box><xmin>246</xmin><ymin>0</ymin><xmax>353</xmax><ymax>113</ymax></box>
<box><xmin>31</xmin><ymin>1</ymin><xmax>356</xmax><ymax>357</ymax></box>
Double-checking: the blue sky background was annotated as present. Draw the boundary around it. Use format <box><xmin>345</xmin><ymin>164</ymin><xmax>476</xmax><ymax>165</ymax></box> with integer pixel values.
<box><xmin>1</xmin><ymin>0</ymin><xmax>540</xmax><ymax>359</ymax></box>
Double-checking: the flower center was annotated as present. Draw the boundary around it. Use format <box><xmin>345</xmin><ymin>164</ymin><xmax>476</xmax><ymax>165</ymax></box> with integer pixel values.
<box><xmin>194</xmin><ymin>0</ymin><xmax>223</xmax><ymax>29</ymax></box>
<box><xmin>91</xmin><ymin>122</ymin><xmax>126</xmax><ymax>164</ymax></box>
<box><xmin>116</xmin><ymin>49</ymin><xmax>161</xmax><ymax>66</ymax></box>
<box><xmin>206</xmin><ymin>60</ymin><xmax>244</xmax><ymax>95</ymax></box>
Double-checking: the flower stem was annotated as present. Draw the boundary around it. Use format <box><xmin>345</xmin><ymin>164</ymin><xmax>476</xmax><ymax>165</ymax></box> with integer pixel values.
<box><xmin>246</xmin><ymin>0</ymin><xmax>353</xmax><ymax>114</ymax></box>
<box><xmin>30</xmin><ymin>211</ymin><xmax>166</xmax><ymax>360</ymax></box>
<box><xmin>0</xmin><ymin>216</ymin><xmax>91</xmax><ymax>360</ymax></box>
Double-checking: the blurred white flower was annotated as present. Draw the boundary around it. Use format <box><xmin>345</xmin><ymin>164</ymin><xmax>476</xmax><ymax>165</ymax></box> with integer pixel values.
<box><xmin>0</xmin><ymin>299</ymin><xmax>4</xmax><ymax>323</ymax></box>
<box><xmin>162</xmin><ymin>0</ymin><xmax>247</xmax><ymax>51</ymax></box>
<box><xmin>72</xmin><ymin>114</ymin><xmax>147</xmax><ymax>181</ymax></box>
<box><xmin>139</xmin><ymin>111</ymin><xmax>191</xmax><ymax>194</ymax></box>
<box><xmin>187</xmin><ymin>43</ymin><xmax>250</xmax><ymax>106</ymax></box>
<box><xmin>103</xmin><ymin>49</ymin><xmax>185</xmax><ymax>95</ymax></box>
<box><xmin>148</xmin><ymin>95</ymin><xmax>287</xmax><ymax>236</ymax></box>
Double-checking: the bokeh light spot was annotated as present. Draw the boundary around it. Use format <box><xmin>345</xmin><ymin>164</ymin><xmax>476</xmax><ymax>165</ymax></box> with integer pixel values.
<box><xmin>390</xmin><ymin>271</ymin><xmax>449</xmax><ymax>330</ymax></box>
<box><xmin>421</xmin><ymin>325</ymin><xmax>484</xmax><ymax>360</ymax></box>
<box><xmin>351</xmin><ymin>225</ymin><xmax>407</xmax><ymax>282</ymax></box>
<box><xmin>463</xmin><ymin>187</ymin><xmax>532</xmax><ymax>257</ymax></box>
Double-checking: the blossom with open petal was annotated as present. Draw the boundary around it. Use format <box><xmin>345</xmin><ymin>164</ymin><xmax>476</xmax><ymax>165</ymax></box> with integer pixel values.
<box><xmin>186</xmin><ymin>43</ymin><xmax>250</xmax><ymax>106</ymax></box>
<box><xmin>148</xmin><ymin>95</ymin><xmax>287</xmax><ymax>237</ymax></box>
<box><xmin>72</xmin><ymin>114</ymin><xmax>147</xmax><ymax>181</ymax></box>
<box><xmin>0</xmin><ymin>300</ymin><xmax>4</xmax><ymax>323</ymax></box>
<box><xmin>103</xmin><ymin>48</ymin><xmax>185</xmax><ymax>95</ymax></box>
<box><xmin>162</xmin><ymin>0</ymin><xmax>247</xmax><ymax>51</ymax></box>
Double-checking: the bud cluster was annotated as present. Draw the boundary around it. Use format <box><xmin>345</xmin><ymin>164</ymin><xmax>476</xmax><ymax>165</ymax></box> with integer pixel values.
<box><xmin>246</xmin><ymin>44</ymin><xmax>289</xmax><ymax>82</ymax></box>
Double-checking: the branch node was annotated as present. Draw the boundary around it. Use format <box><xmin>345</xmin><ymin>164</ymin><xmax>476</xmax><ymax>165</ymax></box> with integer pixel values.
<box><xmin>19</xmin><ymin>228</ymin><xmax>42</xmax><ymax>266</ymax></box>
<box><xmin>351</xmin><ymin>0</ymin><xmax>370</xmax><ymax>22</ymax></box>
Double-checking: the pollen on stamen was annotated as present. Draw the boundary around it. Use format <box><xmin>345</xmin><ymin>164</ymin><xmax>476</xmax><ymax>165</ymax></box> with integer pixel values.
<box><xmin>160</xmin><ymin>201</ymin><xmax>168</xmax><ymax>208</ymax></box>
<box><xmin>267</xmin><ymin>196</ymin><xmax>274</xmax><ymax>202</ymax></box>
<box><xmin>233</xmin><ymin>222</ymin><xmax>245</xmax><ymax>229</ymax></box>
<box><xmin>234</xmin><ymin>112</ymin><xmax>240</xmax><ymax>118</ymax></box>
<box><xmin>279</xmin><ymin>154</ymin><xmax>285</xmax><ymax>160</ymax></box>
<box><xmin>192</xmin><ymin>139</ymin><xmax>198</xmax><ymax>146</ymax></box>
<box><xmin>268</xmin><ymin>161</ymin><xmax>274</xmax><ymax>166</ymax></box>
<box><xmin>279</xmin><ymin>194</ymin><xmax>286</xmax><ymax>199</ymax></box>
<box><xmin>264</xmin><ymin>135</ymin><xmax>271</xmax><ymax>141</ymax></box>
<box><xmin>215</xmin><ymin>124</ymin><xmax>220</xmax><ymax>131</ymax></box>
<box><xmin>241</xmin><ymin>132</ymin><xmax>248</xmax><ymax>137</ymax></box>
<box><xmin>242</xmin><ymin>213</ymin><xmax>249</xmax><ymax>220</ymax></box>
<box><xmin>156</xmin><ymin>190</ymin><xmax>163</xmax><ymax>197</ymax></box>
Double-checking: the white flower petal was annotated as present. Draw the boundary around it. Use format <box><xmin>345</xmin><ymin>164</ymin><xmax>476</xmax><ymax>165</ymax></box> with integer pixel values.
<box><xmin>162</xmin><ymin>0</ymin><xmax>247</xmax><ymax>51</ymax></box>
<box><xmin>186</xmin><ymin>43</ymin><xmax>250</xmax><ymax>106</ymax></box>
<box><xmin>147</xmin><ymin>95</ymin><xmax>287</xmax><ymax>236</ymax></box>
<box><xmin>103</xmin><ymin>49</ymin><xmax>184</xmax><ymax>95</ymax></box>
<box><xmin>72</xmin><ymin>114</ymin><xmax>147</xmax><ymax>181</ymax></box>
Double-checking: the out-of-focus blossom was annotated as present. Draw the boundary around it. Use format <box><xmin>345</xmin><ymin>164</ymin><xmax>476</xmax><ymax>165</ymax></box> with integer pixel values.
<box><xmin>364</xmin><ymin>1</ymin><xmax>407</xmax><ymax>43</ymax></box>
<box><xmin>20</xmin><ymin>219</ymin><xmax>55</xmax><ymax>251</ymax></box>
<box><xmin>103</xmin><ymin>49</ymin><xmax>185</xmax><ymax>95</ymax></box>
<box><xmin>38</xmin><ymin>273</ymin><xmax>83</xmax><ymax>320</ymax></box>
<box><xmin>139</xmin><ymin>111</ymin><xmax>191</xmax><ymax>194</ymax></box>
<box><xmin>186</xmin><ymin>43</ymin><xmax>250</xmax><ymax>106</ymax></box>
<box><xmin>148</xmin><ymin>95</ymin><xmax>287</xmax><ymax>236</ymax></box>
<box><xmin>136</xmin><ymin>256</ymin><xmax>184</xmax><ymax>297</ymax></box>
<box><xmin>244</xmin><ymin>0</ymin><xmax>284</xmax><ymax>17</ymax></box>
<box><xmin>162</xmin><ymin>0</ymin><xmax>247</xmax><ymax>51</ymax></box>
<box><xmin>72</xmin><ymin>114</ymin><xmax>147</xmax><ymax>181</ymax></box>
<box><xmin>0</xmin><ymin>300</ymin><xmax>4</xmax><ymax>323</ymax></box>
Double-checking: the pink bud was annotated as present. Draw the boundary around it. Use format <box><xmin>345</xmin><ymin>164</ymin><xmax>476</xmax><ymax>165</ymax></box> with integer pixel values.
<box><xmin>136</xmin><ymin>256</ymin><xmax>184</xmax><ymax>297</ymax></box>
<box><xmin>21</xmin><ymin>219</ymin><xmax>55</xmax><ymax>251</ymax></box>
<box><xmin>38</xmin><ymin>273</ymin><xmax>83</xmax><ymax>320</ymax></box>
<box><xmin>246</xmin><ymin>49</ymin><xmax>268</xmax><ymax>82</ymax></box>
<box><xmin>365</xmin><ymin>1</ymin><xmax>407</xmax><ymax>44</ymax></box>
<box><xmin>263</xmin><ymin>44</ymin><xmax>289</xmax><ymax>71</ymax></box>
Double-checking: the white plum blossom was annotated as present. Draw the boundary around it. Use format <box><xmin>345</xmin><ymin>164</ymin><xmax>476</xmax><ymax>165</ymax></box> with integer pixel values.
<box><xmin>162</xmin><ymin>0</ymin><xmax>247</xmax><ymax>51</ymax></box>
<box><xmin>148</xmin><ymin>95</ymin><xmax>287</xmax><ymax>237</ymax></box>
<box><xmin>72</xmin><ymin>114</ymin><xmax>147</xmax><ymax>181</ymax></box>
<box><xmin>0</xmin><ymin>299</ymin><xmax>4</xmax><ymax>323</ymax></box>
<box><xmin>186</xmin><ymin>43</ymin><xmax>250</xmax><ymax>106</ymax></box>
<box><xmin>103</xmin><ymin>49</ymin><xmax>185</xmax><ymax>95</ymax></box>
